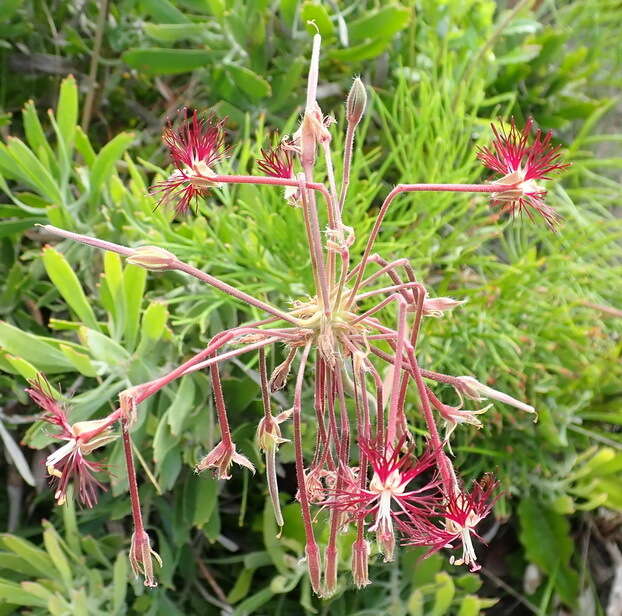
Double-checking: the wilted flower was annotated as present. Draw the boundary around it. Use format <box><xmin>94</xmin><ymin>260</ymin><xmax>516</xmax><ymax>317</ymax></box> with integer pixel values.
<box><xmin>422</xmin><ymin>296</ymin><xmax>466</xmax><ymax>317</ymax></box>
<box><xmin>477</xmin><ymin>117</ymin><xmax>570</xmax><ymax>229</ymax></box>
<box><xmin>26</xmin><ymin>378</ymin><xmax>117</xmax><ymax>507</ymax></box>
<box><xmin>152</xmin><ymin>109</ymin><xmax>227</xmax><ymax>214</ymax></box>
<box><xmin>256</xmin><ymin>409</ymin><xmax>291</xmax><ymax>452</ymax></box>
<box><xmin>351</xmin><ymin>538</ymin><xmax>371</xmax><ymax>588</ymax></box>
<box><xmin>195</xmin><ymin>439</ymin><xmax>255</xmax><ymax>479</ymax></box>
<box><xmin>438</xmin><ymin>402</ymin><xmax>492</xmax><ymax>446</ymax></box>
<box><xmin>454</xmin><ymin>375</ymin><xmax>535</xmax><ymax>415</ymax></box>
<box><xmin>129</xmin><ymin>530</ymin><xmax>163</xmax><ymax>588</ymax></box>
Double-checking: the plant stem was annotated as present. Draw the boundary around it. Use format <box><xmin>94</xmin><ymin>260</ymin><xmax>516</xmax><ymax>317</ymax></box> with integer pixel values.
<box><xmin>346</xmin><ymin>182</ymin><xmax>515</xmax><ymax>306</ymax></box>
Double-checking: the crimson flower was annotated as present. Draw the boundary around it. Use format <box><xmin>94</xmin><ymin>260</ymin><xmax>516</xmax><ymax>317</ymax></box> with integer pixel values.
<box><xmin>257</xmin><ymin>140</ymin><xmax>300</xmax><ymax>205</ymax></box>
<box><xmin>477</xmin><ymin>117</ymin><xmax>570</xmax><ymax>229</ymax></box>
<box><xmin>404</xmin><ymin>474</ymin><xmax>499</xmax><ymax>572</ymax></box>
<box><xmin>152</xmin><ymin>109</ymin><xmax>227</xmax><ymax>215</ymax></box>
<box><xmin>26</xmin><ymin>377</ymin><xmax>117</xmax><ymax>507</ymax></box>
<box><xmin>326</xmin><ymin>438</ymin><xmax>440</xmax><ymax>561</ymax></box>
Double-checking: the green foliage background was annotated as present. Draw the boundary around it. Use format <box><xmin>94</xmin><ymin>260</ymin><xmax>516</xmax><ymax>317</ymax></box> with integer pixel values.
<box><xmin>0</xmin><ymin>0</ymin><xmax>620</xmax><ymax>614</ymax></box>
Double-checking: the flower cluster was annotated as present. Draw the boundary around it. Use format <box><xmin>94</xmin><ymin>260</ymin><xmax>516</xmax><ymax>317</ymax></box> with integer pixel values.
<box><xmin>30</xmin><ymin>30</ymin><xmax>568</xmax><ymax>593</ymax></box>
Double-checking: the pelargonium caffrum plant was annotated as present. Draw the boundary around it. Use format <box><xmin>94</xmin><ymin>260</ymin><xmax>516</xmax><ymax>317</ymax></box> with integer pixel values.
<box><xmin>29</xmin><ymin>31</ymin><xmax>569</xmax><ymax>595</ymax></box>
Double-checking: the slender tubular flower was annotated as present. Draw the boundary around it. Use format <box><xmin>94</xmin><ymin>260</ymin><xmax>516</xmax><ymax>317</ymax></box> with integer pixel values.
<box><xmin>26</xmin><ymin>377</ymin><xmax>117</xmax><ymax>507</ymax></box>
<box><xmin>477</xmin><ymin>117</ymin><xmax>570</xmax><ymax>228</ymax></box>
<box><xmin>152</xmin><ymin>109</ymin><xmax>227</xmax><ymax>214</ymax></box>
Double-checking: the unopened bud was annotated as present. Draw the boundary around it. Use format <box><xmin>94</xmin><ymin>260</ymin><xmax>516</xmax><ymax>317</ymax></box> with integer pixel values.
<box><xmin>127</xmin><ymin>246</ymin><xmax>178</xmax><ymax>271</ymax></box>
<box><xmin>346</xmin><ymin>77</ymin><xmax>367</xmax><ymax>128</ymax></box>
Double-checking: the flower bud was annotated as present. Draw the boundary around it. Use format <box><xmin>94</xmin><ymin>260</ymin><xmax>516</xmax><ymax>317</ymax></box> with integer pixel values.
<box><xmin>127</xmin><ymin>246</ymin><xmax>178</xmax><ymax>271</ymax></box>
<box><xmin>346</xmin><ymin>77</ymin><xmax>367</xmax><ymax>128</ymax></box>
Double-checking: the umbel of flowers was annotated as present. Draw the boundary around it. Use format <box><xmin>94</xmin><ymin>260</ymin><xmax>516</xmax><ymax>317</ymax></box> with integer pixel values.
<box><xmin>28</xmin><ymin>30</ymin><xmax>568</xmax><ymax>595</ymax></box>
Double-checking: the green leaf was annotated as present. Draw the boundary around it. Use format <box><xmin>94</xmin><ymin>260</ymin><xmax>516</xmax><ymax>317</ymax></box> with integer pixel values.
<box><xmin>328</xmin><ymin>37</ymin><xmax>391</xmax><ymax>62</ymax></box>
<box><xmin>74</xmin><ymin>126</ymin><xmax>96</xmax><ymax>166</ymax></box>
<box><xmin>79</xmin><ymin>326</ymin><xmax>130</xmax><ymax>367</ymax></box>
<box><xmin>0</xmin><ymin>534</ymin><xmax>55</xmax><ymax>578</ymax></box>
<box><xmin>59</xmin><ymin>344</ymin><xmax>98</xmax><ymax>377</ymax></box>
<box><xmin>349</xmin><ymin>6</ymin><xmax>411</xmax><ymax>44</ymax></box>
<box><xmin>140</xmin><ymin>0</ymin><xmax>190</xmax><ymax>24</ymax></box>
<box><xmin>123</xmin><ymin>264</ymin><xmax>146</xmax><ymax>350</ymax></box>
<box><xmin>154</xmin><ymin>411</ymin><xmax>180</xmax><ymax>465</ymax></box>
<box><xmin>193</xmin><ymin>476</ymin><xmax>219</xmax><ymax>527</ymax></box>
<box><xmin>0</xmin><ymin>420</ymin><xmax>35</xmax><ymax>486</ymax></box>
<box><xmin>0</xmin><ymin>219</ymin><xmax>44</xmax><ymax>238</ymax></box>
<box><xmin>42</xmin><ymin>246</ymin><xmax>100</xmax><ymax>330</ymax></box>
<box><xmin>42</xmin><ymin>522</ymin><xmax>72</xmax><ymax>588</ymax></box>
<box><xmin>518</xmin><ymin>499</ymin><xmax>579</xmax><ymax>605</ymax></box>
<box><xmin>225</xmin><ymin>64</ymin><xmax>272</xmax><ymax>102</ymax></box>
<box><xmin>89</xmin><ymin>132</ymin><xmax>135</xmax><ymax>200</ymax></box>
<box><xmin>112</xmin><ymin>552</ymin><xmax>128</xmax><ymax>613</ymax></box>
<box><xmin>227</xmin><ymin>567</ymin><xmax>254</xmax><ymax>604</ymax></box>
<box><xmin>3</xmin><ymin>138</ymin><xmax>63</xmax><ymax>204</ymax></box>
<box><xmin>231</xmin><ymin>587</ymin><xmax>274</xmax><ymax>616</ymax></box>
<box><xmin>0</xmin><ymin>321</ymin><xmax>73</xmax><ymax>373</ymax></box>
<box><xmin>139</xmin><ymin>301</ymin><xmax>168</xmax><ymax>342</ymax></box>
<box><xmin>123</xmin><ymin>48</ymin><xmax>213</xmax><ymax>75</ymax></box>
<box><xmin>458</xmin><ymin>595</ymin><xmax>486</xmax><ymax>616</ymax></box>
<box><xmin>0</xmin><ymin>580</ymin><xmax>47</xmax><ymax>607</ymax></box>
<box><xmin>22</xmin><ymin>100</ymin><xmax>54</xmax><ymax>163</ymax></box>
<box><xmin>56</xmin><ymin>75</ymin><xmax>78</xmax><ymax>153</ymax></box>
<box><xmin>408</xmin><ymin>589</ymin><xmax>424</xmax><ymax>616</ymax></box>
<box><xmin>301</xmin><ymin>2</ymin><xmax>334</xmax><ymax>37</ymax></box>
<box><xmin>167</xmin><ymin>376</ymin><xmax>195</xmax><ymax>436</ymax></box>
<box><xmin>432</xmin><ymin>572</ymin><xmax>455</xmax><ymax>616</ymax></box>
<box><xmin>143</xmin><ymin>23</ymin><xmax>210</xmax><ymax>43</ymax></box>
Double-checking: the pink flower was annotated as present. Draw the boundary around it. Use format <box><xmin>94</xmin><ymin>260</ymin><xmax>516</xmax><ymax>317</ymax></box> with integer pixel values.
<box><xmin>151</xmin><ymin>109</ymin><xmax>227</xmax><ymax>214</ymax></box>
<box><xmin>195</xmin><ymin>440</ymin><xmax>255</xmax><ymax>480</ymax></box>
<box><xmin>26</xmin><ymin>377</ymin><xmax>117</xmax><ymax>507</ymax></box>
<box><xmin>326</xmin><ymin>438</ymin><xmax>440</xmax><ymax>561</ymax></box>
<box><xmin>477</xmin><ymin>117</ymin><xmax>570</xmax><ymax>229</ymax></box>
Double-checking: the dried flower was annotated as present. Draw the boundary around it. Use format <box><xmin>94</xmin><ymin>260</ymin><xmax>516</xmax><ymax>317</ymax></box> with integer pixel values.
<box><xmin>422</xmin><ymin>296</ymin><xmax>466</xmax><ymax>317</ymax></box>
<box><xmin>195</xmin><ymin>440</ymin><xmax>255</xmax><ymax>479</ymax></box>
<box><xmin>477</xmin><ymin>117</ymin><xmax>570</xmax><ymax>229</ymax></box>
<box><xmin>152</xmin><ymin>109</ymin><xmax>227</xmax><ymax>214</ymax></box>
<box><xmin>351</xmin><ymin>538</ymin><xmax>371</xmax><ymax>588</ymax></box>
<box><xmin>129</xmin><ymin>530</ymin><xmax>163</xmax><ymax>588</ymax></box>
<box><xmin>454</xmin><ymin>375</ymin><xmax>535</xmax><ymax>415</ymax></box>
<box><xmin>26</xmin><ymin>377</ymin><xmax>117</xmax><ymax>507</ymax></box>
<box><xmin>256</xmin><ymin>409</ymin><xmax>291</xmax><ymax>452</ymax></box>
